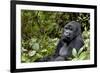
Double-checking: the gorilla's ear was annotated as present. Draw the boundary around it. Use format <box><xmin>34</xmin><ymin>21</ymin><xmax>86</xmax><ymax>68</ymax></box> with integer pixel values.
<box><xmin>69</xmin><ymin>35</ymin><xmax>84</xmax><ymax>52</ymax></box>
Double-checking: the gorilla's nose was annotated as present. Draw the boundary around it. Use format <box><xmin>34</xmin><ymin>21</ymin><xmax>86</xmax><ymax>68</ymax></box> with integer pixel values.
<box><xmin>64</xmin><ymin>32</ymin><xmax>70</xmax><ymax>37</ymax></box>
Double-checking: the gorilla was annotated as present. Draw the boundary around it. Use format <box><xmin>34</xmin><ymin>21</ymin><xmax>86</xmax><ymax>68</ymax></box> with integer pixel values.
<box><xmin>36</xmin><ymin>21</ymin><xmax>84</xmax><ymax>62</ymax></box>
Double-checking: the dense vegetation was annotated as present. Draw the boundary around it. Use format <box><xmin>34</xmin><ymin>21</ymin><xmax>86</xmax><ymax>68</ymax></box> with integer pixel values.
<box><xmin>21</xmin><ymin>10</ymin><xmax>90</xmax><ymax>63</ymax></box>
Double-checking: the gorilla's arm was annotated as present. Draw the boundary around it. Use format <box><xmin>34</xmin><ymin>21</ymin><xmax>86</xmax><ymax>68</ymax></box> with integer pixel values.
<box><xmin>69</xmin><ymin>35</ymin><xmax>84</xmax><ymax>52</ymax></box>
<box><xmin>53</xmin><ymin>40</ymin><xmax>64</xmax><ymax>57</ymax></box>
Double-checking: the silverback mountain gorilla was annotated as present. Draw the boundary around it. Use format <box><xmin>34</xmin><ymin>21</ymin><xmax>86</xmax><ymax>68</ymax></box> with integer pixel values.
<box><xmin>36</xmin><ymin>21</ymin><xmax>84</xmax><ymax>62</ymax></box>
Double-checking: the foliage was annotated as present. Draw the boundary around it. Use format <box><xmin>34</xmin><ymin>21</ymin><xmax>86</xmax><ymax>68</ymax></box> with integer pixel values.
<box><xmin>21</xmin><ymin>10</ymin><xmax>90</xmax><ymax>63</ymax></box>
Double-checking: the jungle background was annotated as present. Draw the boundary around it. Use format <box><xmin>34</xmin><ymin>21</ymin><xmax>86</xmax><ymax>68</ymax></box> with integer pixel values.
<box><xmin>21</xmin><ymin>10</ymin><xmax>90</xmax><ymax>63</ymax></box>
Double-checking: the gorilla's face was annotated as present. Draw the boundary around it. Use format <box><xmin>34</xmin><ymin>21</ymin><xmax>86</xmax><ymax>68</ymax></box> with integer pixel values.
<box><xmin>62</xmin><ymin>21</ymin><xmax>81</xmax><ymax>42</ymax></box>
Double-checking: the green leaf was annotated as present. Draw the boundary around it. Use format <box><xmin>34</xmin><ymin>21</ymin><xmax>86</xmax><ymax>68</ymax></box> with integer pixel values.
<box><xmin>41</xmin><ymin>49</ymin><xmax>47</xmax><ymax>53</ymax></box>
<box><xmin>72</xmin><ymin>48</ymin><xmax>78</xmax><ymax>57</ymax></box>
<box><xmin>72</xmin><ymin>58</ymin><xmax>79</xmax><ymax>61</ymax></box>
<box><xmin>21</xmin><ymin>53</ymin><xmax>28</xmax><ymax>62</ymax></box>
<box><xmin>79</xmin><ymin>51</ymin><xmax>87</xmax><ymax>60</ymax></box>
<box><xmin>78</xmin><ymin>47</ymin><xmax>84</xmax><ymax>55</ymax></box>
<box><xmin>29</xmin><ymin>38</ymin><xmax>37</xmax><ymax>46</ymax></box>
<box><xmin>31</xmin><ymin>38</ymin><xmax>37</xmax><ymax>43</ymax></box>
<box><xmin>32</xmin><ymin>43</ymin><xmax>39</xmax><ymax>50</ymax></box>
<box><xmin>36</xmin><ymin>53</ymin><xmax>43</xmax><ymax>58</ymax></box>
<box><xmin>22</xmin><ymin>47</ymin><xmax>27</xmax><ymax>52</ymax></box>
<box><xmin>28</xmin><ymin>50</ymin><xmax>36</xmax><ymax>56</ymax></box>
<box><xmin>22</xmin><ymin>55</ymin><xmax>26</xmax><ymax>62</ymax></box>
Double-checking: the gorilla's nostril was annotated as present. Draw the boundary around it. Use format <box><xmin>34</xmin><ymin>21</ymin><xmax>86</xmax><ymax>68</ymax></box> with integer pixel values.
<box><xmin>64</xmin><ymin>32</ymin><xmax>70</xmax><ymax>36</ymax></box>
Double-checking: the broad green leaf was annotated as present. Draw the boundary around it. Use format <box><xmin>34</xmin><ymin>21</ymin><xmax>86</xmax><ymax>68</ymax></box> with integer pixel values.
<box><xmin>22</xmin><ymin>47</ymin><xmax>27</xmax><ymax>52</ymax></box>
<box><xmin>36</xmin><ymin>53</ymin><xmax>43</xmax><ymax>58</ymax></box>
<box><xmin>32</xmin><ymin>43</ymin><xmax>39</xmax><ymax>50</ymax></box>
<box><xmin>21</xmin><ymin>53</ymin><xmax>28</xmax><ymax>62</ymax></box>
<box><xmin>26</xmin><ymin>59</ymin><xmax>30</xmax><ymax>63</ymax></box>
<box><xmin>79</xmin><ymin>51</ymin><xmax>87</xmax><ymax>60</ymax></box>
<box><xmin>31</xmin><ymin>38</ymin><xmax>37</xmax><ymax>43</ymax></box>
<box><xmin>41</xmin><ymin>49</ymin><xmax>47</xmax><ymax>53</ymax></box>
<box><xmin>22</xmin><ymin>55</ymin><xmax>26</xmax><ymax>62</ymax></box>
<box><xmin>28</xmin><ymin>50</ymin><xmax>36</xmax><ymax>56</ymax></box>
<box><xmin>29</xmin><ymin>38</ymin><xmax>37</xmax><ymax>46</ymax></box>
<box><xmin>78</xmin><ymin>47</ymin><xmax>84</xmax><ymax>55</ymax></box>
<box><xmin>51</xmin><ymin>38</ymin><xmax>58</xmax><ymax>42</ymax></box>
<box><xmin>72</xmin><ymin>48</ymin><xmax>78</xmax><ymax>57</ymax></box>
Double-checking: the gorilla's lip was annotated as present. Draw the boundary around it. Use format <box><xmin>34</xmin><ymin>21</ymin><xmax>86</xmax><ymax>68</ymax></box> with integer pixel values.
<box><xmin>62</xmin><ymin>34</ymin><xmax>70</xmax><ymax>38</ymax></box>
<box><xmin>64</xmin><ymin>36</ymin><xmax>70</xmax><ymax>39</ymax></box>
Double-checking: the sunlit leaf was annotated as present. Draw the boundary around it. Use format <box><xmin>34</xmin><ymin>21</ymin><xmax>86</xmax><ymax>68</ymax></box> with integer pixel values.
<box><xmin>32</xmin><ymin>43</ymin><xmax>39</xmax><ymax>50</ymax></box>
<box><xmin>41</xmin><ymin>49</ymin><xmax>47</xmax><ymax>53</ymax></box>
<box><xmin>31</xmin><ymin>38</ymin><xmax>37</xmax><ymax>43</ymax></box>
<box><xmin>72</xmin><ymin>48</ymin><xmax>78</xmax><ymax>57</ymax></box>
<box><xmin>22</xmin><ymin>47</ymin><xmax>27</xmax><ymax>52</ymax></box>
<box><xmin>21</xmin><ymin>53</ymin><xmax>28</xmax><ymax>62</ymax></box>
<box><xmin>79</xmin><ymin>51</ymin><xmax>87</xmax><ymax>60</ymax></box>
<box><xmin>28</xmin><ymin>50</ymin><xmax>36</xmax><ymax>56</ymax></box>
<box><xmin>78</xmin><ymin>47</ymin><xmax>84</xmax><ymax>55</ymax></box>
<box><xmin>36</xmin><ymin>53</ymin><xmax>43</xmax><ymax>58</ymax></box>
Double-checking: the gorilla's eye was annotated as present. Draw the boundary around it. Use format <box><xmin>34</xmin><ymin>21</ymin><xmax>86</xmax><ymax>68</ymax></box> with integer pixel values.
<box><xmin>65</xmin><ymin>27</ymin><xmax>68</xmax><ymax>29</ymax></box>
<box><xmin>69</xmin><ymin>27</ymin><xmax>73</xmax><ymax>30</ymax></box>
<box><xmin>65</xmin><ymin>26</ymin><xmax>73</xmax><ymax>31</ymax></box>
<box><xmin>65</xmin><ymin>25</ymin><xmax>73</xmax><ymax>31</ymax></box>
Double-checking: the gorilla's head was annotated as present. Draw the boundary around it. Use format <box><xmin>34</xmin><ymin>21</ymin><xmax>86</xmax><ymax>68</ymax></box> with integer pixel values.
<box><xmin>61</xmin><ymin>21</ymin><xmax>82</xmax><ymax>43</ymax></box>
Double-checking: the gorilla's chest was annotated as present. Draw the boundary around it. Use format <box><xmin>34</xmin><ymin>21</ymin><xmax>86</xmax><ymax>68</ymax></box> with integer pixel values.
<box><xmin>59</xmin><ymin>44</ymin><xmax>68</xmax><ymax>57</ymax></box>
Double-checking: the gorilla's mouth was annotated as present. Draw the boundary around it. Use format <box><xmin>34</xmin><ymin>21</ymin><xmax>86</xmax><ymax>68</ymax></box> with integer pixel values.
<box><xmin>63</xmin><ymin>37</ymin><xmax>70</xmax><ymax>42</ymax></box>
